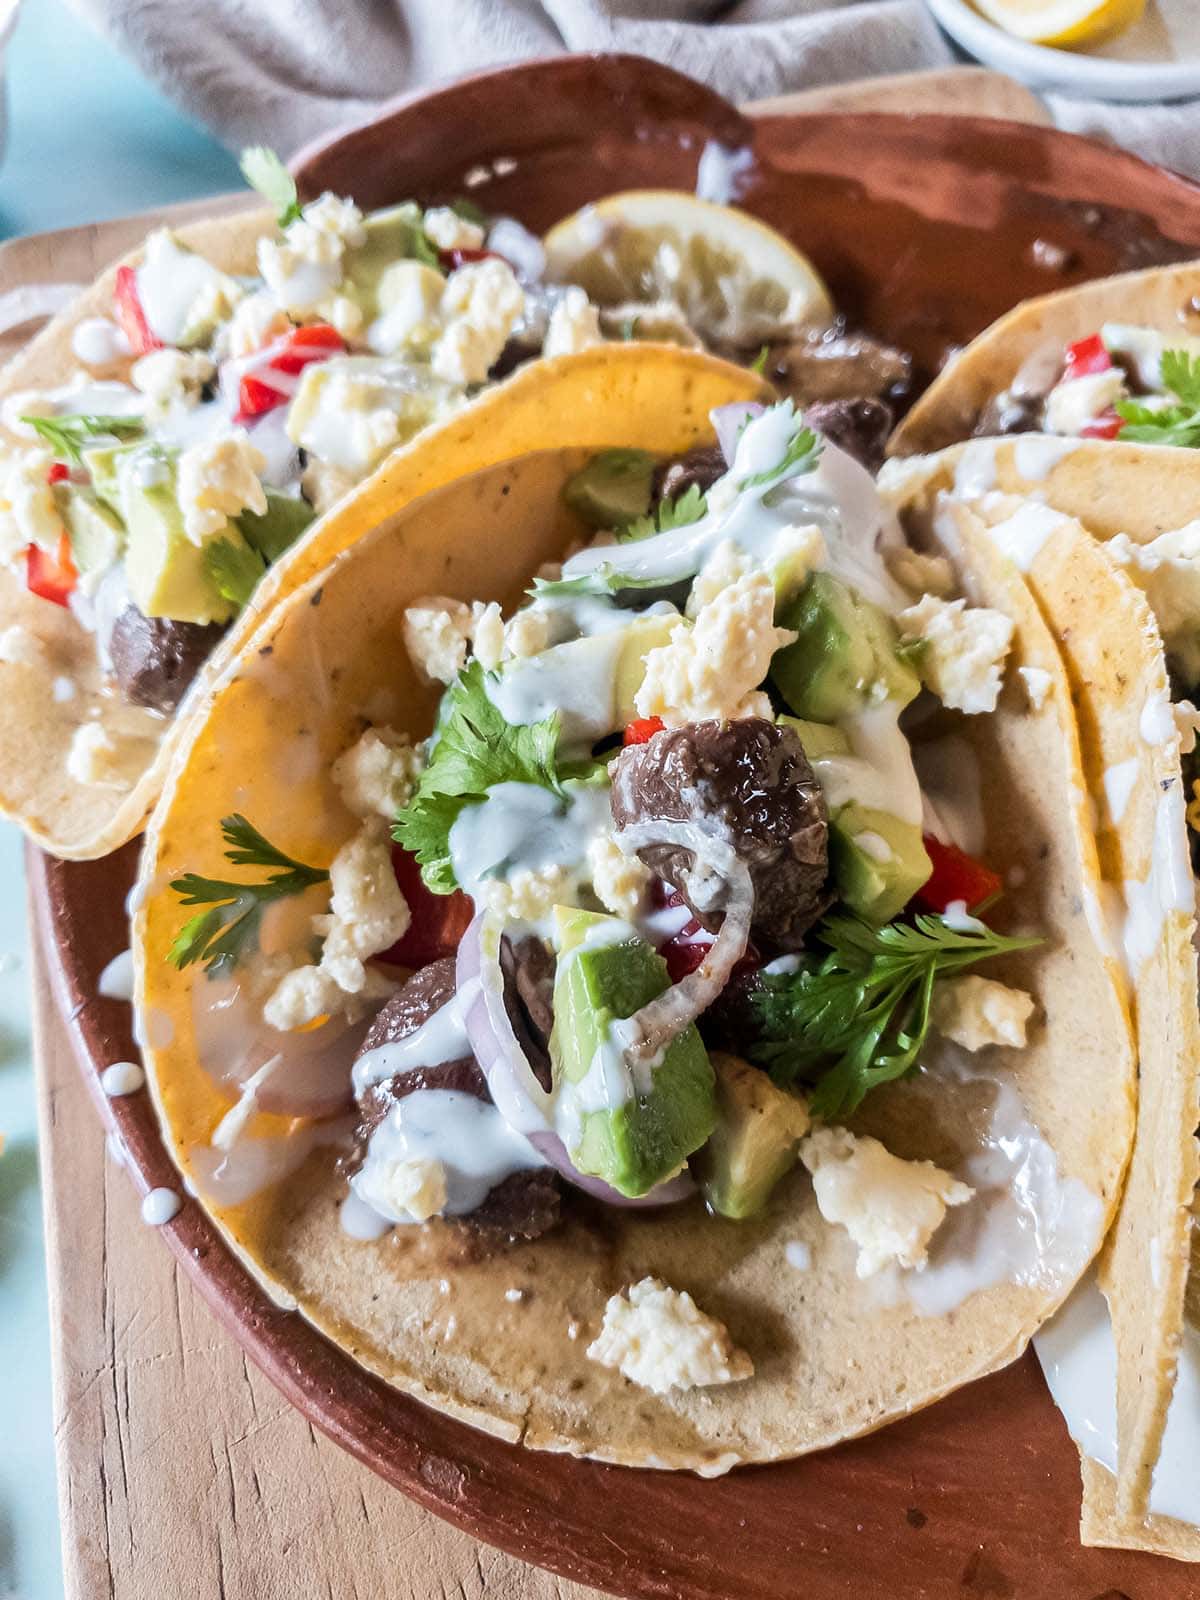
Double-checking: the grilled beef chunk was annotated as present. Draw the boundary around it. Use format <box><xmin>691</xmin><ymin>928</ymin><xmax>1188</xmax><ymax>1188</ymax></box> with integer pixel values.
<box><xmin>109</xmin><ymin>606</ymin><xmax>228</xmax><ymax>714</ymax></box>
<box><xmin>610</xmin><ymin>718</ymin><xmax>829</xmax><ymax>951</ymax></box>
<box><xmin>803</xmin><ymin>398</ymin><xmax>893</xmax><ymax>473</ymax></box>
<box><xmin>769</xmin><ymin>327</ymin><xmax>912</xmax><ymax>407</ymax></box>
<box><xmin>973</xmin><ymin>392</ymin><xmax>1042</xmax><ymax>437</ymax></box>
<box><xmin>651</xmin><ymin>444</ymin><xmax>727</xmax><ymax>507</ymax></box>
<box><xmin>500</xmin><ymin>935</ymin><xmax>555</xmax><ymax>1093</ymax></box>
<box><xmin>351</xmin><ymin>957</ymin><xmax>561</xmax><ymax>1241</ymax></box>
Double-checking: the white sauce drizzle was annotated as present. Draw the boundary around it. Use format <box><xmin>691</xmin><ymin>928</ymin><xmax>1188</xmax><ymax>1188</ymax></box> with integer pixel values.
<box><xmin>1121</xmin><ymin>781</ymin><xmax>1193</xmax><ymax>975</ymax></box>
<box><xmin>98</xmin><ymin>948</ymin><xmax>134</xmax><ymax>1002</ymax></box>
<box><xmin>71</xmin><ymin>316</ymin><xmax>131</xmax><ymax>367</ymax></box>
<box><xmin>1140</xmin><ymin>690</ymin><xmax>1176</xmax><ymax>746</ymax></box>
<box><xmin>1011</xmin><ymin>435</ymin><xmax>1078</xmax><ymax>481</ymax></box>
<box><xmin>953</xmin><ymin>440</ymin><xmax>998</xmax><ymax>498</ymax></box>
<box><xmin>447</xmin><ymin>780</ymin><xmax>611</xmax><ymax>912</ymax></box>
<box><xmin>141</xmin><ymin>1187</ymin><xmax>181</xmax><ymax>1226</ymax></box>
<box><xmin>1101</xmin><ymin>758</ymin><xmax>1139</xmax><ymax>826</ymax></box>
<box><xmin>100</xmin><ymin>1059</ymin><xmax>144</xmax><ymax>1097</ymax></box>
<box><xmin>984</xmin><ymin>502</ymin><xmax>1067</xmax><ymax>573</ymax></box>
<box><xmin>351</xmin><ymin>985</ymin><xmax>475</xmax><ymax>1097</ymax></box>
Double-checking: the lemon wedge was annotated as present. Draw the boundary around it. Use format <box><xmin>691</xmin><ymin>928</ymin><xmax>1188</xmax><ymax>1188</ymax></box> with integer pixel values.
<box><xmin>543</xmin><ymin>191</ymin><xmax>832</xmax><ymax>349</ymax></box>
<box><xmin>970</xmin><ymin>0</ymin><xmax>1146</xmax><ymax>48</ymax></box>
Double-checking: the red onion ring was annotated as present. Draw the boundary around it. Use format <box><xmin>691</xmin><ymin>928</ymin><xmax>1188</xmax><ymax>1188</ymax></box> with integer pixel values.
<box><xmin>711</xmin><ymin>401</ymin><xmax>764</xmax><ymax>466</ymax></box>
<box><xmin>456</xmin><ymin>911</ymin><xmax>694</xmax><ymax>1208</ymax></box>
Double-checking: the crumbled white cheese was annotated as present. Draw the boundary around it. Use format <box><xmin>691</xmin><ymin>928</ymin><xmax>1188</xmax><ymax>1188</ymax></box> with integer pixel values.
<box><xmin>402</xmin><ymin>596</ymin><xmax>475</xmax><ymax>685</ymax></box>
<box><xmin>931</xmin><ymin>975</ymin><xmax>1036</xmax><ymax>1051</ymax></box>
<box><xmin>422</xmin><ymin>206</ymin><xmax>485</xmax><ymax>253</ymax></box>
<box><xmin>0</xmin><ymin>624</ymin><xmax>46</xmax><ymax>667</ymax></box>
<box><xmin>800</xmin><ymin>1126</ymin><xmax>973</xmax><ymax>1279</ymax></box>
<box><xmin>1017</xmin><ymin>665</ymin><xmax>1052</xmax><ymax>711</ymax></box>
<box><xmin>130</xmin><ymin>348</ymin><xmax>214</xmax><ymax>411</ymax></box>
<box><xmin>258</xmin><ymin>192</ymin><xmax>364</xmax><ymax>318</ymax></box>
<box><xmin>367</xmin><ymin>261</ymin><xmax>446</xmax><ymax>356</ymax></box>
<box><xmin>176</xmin><ymin>430</ymin><xmax>267</xmax><ymax>545</ymax></box>
<box><xmin>301</xmin><ymin>192</ymin><xmax>368</xmax><ymax>248</ymax></box>
<box><xmin>686</xmin><ymin>539</ymin><xmax>753</xmax><ymax>617</ymax></box>
<box><xmin>477</xmin><ymin>863</ymin><xmax>574</xmax><ymax>924</ymax></box>
<box><xmin>543</xmin><ymin>287</ymin><xmax>602</xmax><ymax>359</ymax></box>
<box><xmin>470</xmin><ymin>601</ymin><xmax>505</xmax><ymax>671</ymax></box>
<box><xmin>320</xmin><ymin>293</ymin><xmax>364</xmax><ymax>341</ymax></box>
<box><xmin>1108</xmin><ymin>524</ymin><xmax>1200</xmax><ymax>681</ymax></box>
<box><xmin>0</xmin><ymin>447</ymin><xmax>64</xmax><ymax>558</ymax></box>
<box><xmin>286</xmin><ymin>366</ymin><xmax>408</xmax><ymax>476</ymax></box>
<box><xmin>355</xmin><ymin>1153</ymin><xmax>447</xmax><ymax>1224</ymax></box>
<box><xmin>504</xmin><ymin>603</ymin><xmax>553</xmax><ymax>660</ymax></box>
<box><xmin>587</xmin><ymin>1278</ymin><xmax>753</xmax><ymax>1394</ymax></box>
<box><xmin>886</xmin><ymin>547</ymin><xmax>956</xmax><ymax>599</ymax></box>
<box><xmin>66</xmin><ymin>722</ymin><xmax>128</xmax><ymax>789</ymax></box>
<box><xmin>1043</xmin><ymin>370</ymin><xmax>1126</xmax><ymax>436</ymax></box>
<box><xmin>1175</xmin><ymin>698</ymin><xmax>1200</xmax><ymax>755</ymax></box>
<box><xmin>636</xmin><ymin>570</ymin><xmax>795</xmax><ymax>726</ymax></box>
<box><xmin>331</xmin><ymin>726</ymin><xmax>424</xmax><ymax>819</ymax></box>
<box><xmin>223</xmin><ymin>290</ymin><xmax>291</xmax><ymax>359</ymax></box>
<box><xmin>898</xmin><ymin>594</ymin><xmax>1013</xmax><ymax>715</ymax></box>
<box><xmin>432</xmin><ymin>258</ymin><xmax>526</xmax><ymax>385</ymax></box>
<box><xmin>587</xmin><ymin>834</ymin><xmax>650</xmax><ymax>919</ymax></box>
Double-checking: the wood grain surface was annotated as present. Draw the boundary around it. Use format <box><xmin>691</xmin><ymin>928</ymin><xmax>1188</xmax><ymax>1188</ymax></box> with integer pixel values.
<box><xmin>17</xmin><ymin>67</ymin><xmax>1125</xmax><ymax>1600</ymax></box>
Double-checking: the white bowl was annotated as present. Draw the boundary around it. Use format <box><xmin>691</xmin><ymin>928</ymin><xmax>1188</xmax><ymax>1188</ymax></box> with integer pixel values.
<box><xmin>925</xmin><ymin>0</ymin><xmax>1200</xmax><ymax>102</ymax></box>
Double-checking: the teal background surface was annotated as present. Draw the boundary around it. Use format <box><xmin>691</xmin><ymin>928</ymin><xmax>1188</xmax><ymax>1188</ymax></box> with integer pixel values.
<box><xmin>0</xmin><ymin>3</ymin><xmax>239</xmax><ymax>1595</ymax></box>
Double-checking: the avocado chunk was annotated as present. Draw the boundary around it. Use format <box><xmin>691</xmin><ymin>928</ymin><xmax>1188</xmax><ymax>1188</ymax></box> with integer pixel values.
<box><xmin>563</xmin><ymin>449</ymin><xmax>656</xmax><ymax>530</ymax></box>
<box><xmin>772</xmin><ymin>572</ymin><xmax>920</xmax><ymax>722</ymax></box>
<box><xmin>56</xmin><ymin>487</ymin><xmax>123</xmax><ymax>573</ymax></box>
<box><xmin>550</xmin><ymin>907</ymin><xmax>716</xmax><ymax>1198</ymax></box>
<box><xmin>83</xmin><ymin>441</ymin><xmax>142</xmax><ymax>519</ymax></box>
<box><xmin>117</xmin><ymin>453</ymin><xmax>240</xmax><ymax>625</ymax></box>
<box><xmin>776</xmin><ymin>714</ymin><xmax>849</xmax><ymax>763</ymax></box>
<box><xmin>694</xmin><ymin>1052</ymin><xmax>811</xmax><ymax>1220</ymax></box>
<box><xmin>342</xmin><ymin>203</ymin><xmax>442</xmax><ymax>318</ymax></box>
<box><xmin>235</xmin><ymin>488</ymin><xmax>316</xmax><ymax>563</ymax></box>
<box><xmin>612</xmin><ymin>611</ymin><xmax>678</xmax><ymax>725</ymax></box>
<box><xmin>827</xmin><ymin>802</ymin><xmax>932</xmax><ymax>924</ymax></box>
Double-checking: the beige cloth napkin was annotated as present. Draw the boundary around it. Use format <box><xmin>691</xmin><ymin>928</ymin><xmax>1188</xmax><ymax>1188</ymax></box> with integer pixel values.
<box><xmin>67</xmin><ymin>0</ymin><xmax>1200</xmax><ymax>176</ymax></box>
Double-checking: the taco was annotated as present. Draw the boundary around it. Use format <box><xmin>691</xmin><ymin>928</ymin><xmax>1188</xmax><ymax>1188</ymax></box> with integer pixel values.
<box><xmin>889</xmin><ymin>262</ymin><xmax>1200</xmax><ymax>457</ymax></box>
<box><xmin>7</xmin><ymin>153</ymin><xmax>898</xmax><ymax>859</ymax></box>
<box><xmin>132</xmin><ymin>381</ymin><xmax>1132</xmax><ymax>1472</ymax></box>
<box><xmin>882</xmin><ymin>436</ymin><xmax>1200</xmax><ymax>1556</ymax></box>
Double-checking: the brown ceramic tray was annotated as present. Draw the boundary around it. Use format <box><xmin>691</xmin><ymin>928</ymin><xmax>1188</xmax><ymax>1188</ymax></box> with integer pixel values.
<box><xmin>40</xmin><ymin>54</ymin><xmax>1200</xmax><ymax>1600</ymax></box>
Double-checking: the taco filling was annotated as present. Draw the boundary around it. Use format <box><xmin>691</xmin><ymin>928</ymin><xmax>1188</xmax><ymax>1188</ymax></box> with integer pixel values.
<box><xmin>136</xmin><ymin>391</ymin><xmax>1129</xmax><ymax>1456</ymax></box>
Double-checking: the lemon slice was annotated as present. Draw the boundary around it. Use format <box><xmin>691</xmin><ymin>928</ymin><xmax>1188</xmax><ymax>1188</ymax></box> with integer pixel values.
<box><xmin>543</xmin><ymin>191</ymin><xmax>832</xmax><ymax>350</ymax></box>
<box><xmin>970</xmin><ymin>0</ymin><xmax>1145</xmax><ymax>48</ymax></box>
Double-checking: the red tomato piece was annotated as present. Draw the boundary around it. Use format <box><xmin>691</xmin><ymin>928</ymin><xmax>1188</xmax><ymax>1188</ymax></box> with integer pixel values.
<box><xmin>26</xmin><ymin>532</ymin><xmax>78</xmax><ymax>608</ymax></box>
<box><xmin>270</xmin><ymin>322</ymin><xmax>346</xmax><ymax>374</ymax></box>
<box><xmin>1080</xmin><ymin>409</ymin><xmax>1122</xmax><ymax>441</ymax></box>
<box><xmin>380</xmin><ymin>845</ymin><xmax>475</xmax><ymax>969</ymax></box>
<box><xmin>437</xmin><ymin>247</ymin><xmax>500</xmax><ymax>273</ymax></box>
<box><xmin>914</xmin><ymin>835</ymin><xmax>1002</xmax><ymax>915</ymax></box>
<box><xmin>623</xmin><ymin>716</ymin><xmax>665</xmax><ymax>746</ymax></box>
<box><xmin>45</xmin><ymin>462</ymin><xmax>70</xmax><ymax>485</ymax></box>
<box><xmin>113</xmin><ymin>264</ymin><xmax>162</xmax><ymax>355</ymax></box>
<box><xmin>1063</xmin><ymin>333</ymin><xmax>1112</xmax><ymax>379</ymax></box>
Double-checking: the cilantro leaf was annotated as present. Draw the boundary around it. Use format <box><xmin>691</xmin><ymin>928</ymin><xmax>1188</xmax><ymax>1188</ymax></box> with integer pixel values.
<box><xmin>528</xmin><ymin>567</ymin><xmax>669</xmax><ymax>601</ymax></box>
<box><xmin>393</xmin><ymin>658</ymin><xmax>566</xmax><ymax>892</ymax></box>
<box><xmin>618</xmin><ymin>482</ymin><xmax>708</xmax><ymax>544</ymax></box>
<box><xmin>739</xmin><ymin>418</ymin><xmax>821</xmax><ymax>491</ymax></box>
<box><xmin>204</xmin><ymin>537</ymin><xmax>266</xmax><ymax>609</ymax></box>
<box><xmin>168</xmin><ymin>814</ymin><xmax>328</xmax><ymax>978</ymax></box>
<box><xmin>236</xmin><ymin>489</ymin><xmax>316</xmax><ymax>564</ymax></box>
<box><xmin>748</xmin><ymin>911</ymin><xmax>1041</xmax><ymax>1119</ymax></box>
<box><xmin>749</xmin><ymin>344</ymin><xmax>770</xmax><ymax>375</ymax></box>
<box><xmin>240</xmin><ymin>146</ymin><xmax>302</xmax><ymax>227</ymax></box>
<box><xmin>1116</xmin><ymin>349</ymin><xmax>1200</xmax><ymax>447</ymax></box>
<box><xmin>23</xmin><ymin>413</ymin><xmax>145</xmax><ymax>466</ymax></box>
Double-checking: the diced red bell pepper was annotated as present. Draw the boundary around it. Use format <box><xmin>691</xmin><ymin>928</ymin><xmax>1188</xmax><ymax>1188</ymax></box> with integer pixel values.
<box><xmin>46</xmin><ymin>462</ymin><xmax>70</xmax><ymax>485</ymax></box>
<box><xmin>1063</xmin><ymin>332</ymin><xmax>1112</xmax><ymax>379</ymax></box>
<box><xmin>25</xmin><ymin>532</ymin><xmax>78</xmax><ymax>608</ymax></box>
<box><xmin>270</xmin><ymin>322</ymin><xmax>345</xmax><ymax>374</ymax></box>
<box><xmin>661</xmin><ymin>927</ymin><xmax>761</xmax><ymax>986</ymax></box>
<box><xmin>437</xmin><ymin>247</ymin><xmax>500</xmax><ymax>273</ymax></box>
<box><xmin>113</xmin><ymin>264</ymin><xmax>162</xmax><ymax>356</ymax></box>
<box><xmin>1080</xmin><ymin>409</ymin><xmax>1122</xmax><ymax>441</ymax></box>
<box><xmin>914</xmin><ymin>835</ymin><xmax>1001</xmax><ymax>915</ymax></box>
<box><xmin>380</xmin><ymin>845</ymin><xmax>474</xmax><ymax>969</ymax></box>
<box><xmin>623</xmin><ymin>716</ymin><xmax>665</xmax><ymax>746</ymax></box>
<box><xmin>236</xmin><ymin>373</ymin><xmax>289</xmax><ymax>421</ymax></box>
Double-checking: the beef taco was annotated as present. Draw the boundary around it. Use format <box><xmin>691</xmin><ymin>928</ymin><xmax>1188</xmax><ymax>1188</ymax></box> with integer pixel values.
<box><xmin>889</xmin><ymin>262</ymin><xmax>1200</xmax><ymax>457</ymax></box>
<box><xmin>131</xmin><ymin>385</ymin><xmax>1132</xmax><ymax>1472</ymax></box>
<box><xmin>883</xmin><ymin>436</ymin><xmax>1200</xmax><ymax>1557</ymax></box>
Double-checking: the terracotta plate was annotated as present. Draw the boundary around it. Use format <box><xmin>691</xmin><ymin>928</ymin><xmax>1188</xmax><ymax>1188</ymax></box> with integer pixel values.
<box><xmin>41</xmin><ymin>54</ymin><xmax>1200</xmax><ymax>1599</ymax></box>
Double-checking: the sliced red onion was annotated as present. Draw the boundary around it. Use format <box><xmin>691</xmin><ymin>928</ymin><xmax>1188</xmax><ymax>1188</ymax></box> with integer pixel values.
<box><xmin>711</xmin><ymin>401</ymin><xmax>764</xmax><ymax>466</ymax></box>
<box><xmin>457</xmin><ymin>911</ymin><xmax>694</xmax><ymax>1209</ymax></box>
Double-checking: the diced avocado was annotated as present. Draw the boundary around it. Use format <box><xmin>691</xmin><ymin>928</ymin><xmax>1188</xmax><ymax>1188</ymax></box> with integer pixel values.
<box><xmin>236</xmin><ymin>488</ymin><xmax>316</xmax><ymax>564</ymax></box>
<box><xmin>118</xmin><ymin>456</ymin><xmax>240</xmax><ymax>625</ymax></box>
<box><xmin>550</xmin><ymin>907</ymin><xmax>716</xmax><ymax>1198</ymax></box>
<box><xmin>56</xmin><ymin>487</ymin><xmax>123</xmax><ymax>573</ymax></box>
<box><xmin>828</xmin><ymin>802</ymin><xmax>931</xmax><ymax>924</ymax></box>
<box><xmin>343</xmin><ymin>203</ymin><xmax>441</xmax><ymax>317</ymax></box>
<box><xmin>693</xmin><ymin>1052</ymin><xmax>810</xmax><ymax>1220</ymax></box>
<box><xmin>612</xmin><ymin>612</ymin><xmax>678</xmax><ymax>725</ymax></box>
<box><xmin>563</xmin><ymin>450</ymin><xmax>656</xmax><ymax>530</ymax></box>
<box><xmin>776</xmin><ymin>714</ymin><xmax>849</xmax><ymax>762</ymax></box>
<box><xmin>83</xmin><ymin>442</ymin><xmax>142</xmax><ymax>519</ymax></box>
<box><xmin>772</xmin><ymin>572</ymin><xmax>920</xmax><ymax>722</ymax></box>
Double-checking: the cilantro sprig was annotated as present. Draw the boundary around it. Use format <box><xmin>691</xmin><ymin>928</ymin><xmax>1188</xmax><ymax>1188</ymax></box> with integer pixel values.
<box><xmin>1116</xmin><ymin>349</ymin><xmax>1200</xmax><ymax>448</ymax></box>
<box><xmin>393</xmin><ymin>659</ymin><xmax>566</xmax><ymax>893</ymax></box>
<box><xmin>749</xmin><ymin>912</ymin><xmax>1041</xmax><ymax>1120</ymax></box>
<box><xmin>204</xmin><ymin>538</ymin><xmax>266</xmax><ymax>609</ymax></box>
<box><xmin>240</xmin><ymin>146</ymin><xmax>302</xmax><ymax>227</ymax></box>
<box><xmin>618</xmin><ymin>482</ymin><xmax>708</xmax><ymax>543</ymax></box>
<box><xmin>23</xmin><ymin>412</ymin><xmax>145</xmax><ymax>466</ymax></box>
<box><xmin>739</xmin><ymin>417</ymin><xmax>820</xmax><ymax>490</ymax></box>
<box><xmin>168</xmin><ymin>815</ymin><xmax>328</xmax><ymax>978</ymax></box>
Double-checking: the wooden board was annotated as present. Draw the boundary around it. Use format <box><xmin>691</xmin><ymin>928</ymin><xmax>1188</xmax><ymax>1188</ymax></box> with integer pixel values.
<box><xmin>17</xmin><ymin>65</ymin><xmax>1170</xmax><ymax>1600</ymax></box>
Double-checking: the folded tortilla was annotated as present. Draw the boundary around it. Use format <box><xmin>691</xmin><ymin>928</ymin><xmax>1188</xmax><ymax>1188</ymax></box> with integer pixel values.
<box><xmin>886</xmin><ymin>436</ymin><xmax>1200</xmax><ymax>1555</ymax></box>
<box><xmin>131</xmin><ymin>391</ymin><xmax>1133</xmax><ymax>1471</ymax></box>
